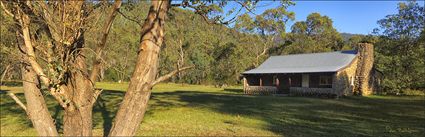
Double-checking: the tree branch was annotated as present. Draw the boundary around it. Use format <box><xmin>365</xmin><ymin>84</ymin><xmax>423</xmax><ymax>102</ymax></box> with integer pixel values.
<box><xmin>7</xmin><ymin>93</ymin><xmax>27</xmax><ymax>111</ymax></box>
<box><xmin>0</xmin><ymin>1</ymin><xmax>14</xmax><ymax>17</ymax></box>
<box><xmin>15</xmin><ymin>6</ymin><xmax>68</xmax><ymax>108</ymax></box>
<box><xmin>1</xmin><ymin>64</ymin><xmax>11</xmax><ymax>85</ymax></box>
<box><xmin>235</xmin><ymin>1</ymin><xmax>258</xmax><ymax>16</ymax></box>
<box><xmin>117</xmin><ymin>10</ymin><xmax>142</xmax><ymax>26</ymax></box>
<box><xmin>151</xmin><ymin>66</ymin><xmax>194</xmax><ymax>86</ymax></box>
<box><xmin>90</xmin><ymin>88</ymin><xmax>103</xmax><ymax>105</ymax></box>
<box><xmin>90</xmin><ymin>0</ymin><xmax>122</xmax><ymax>83</ymax></box>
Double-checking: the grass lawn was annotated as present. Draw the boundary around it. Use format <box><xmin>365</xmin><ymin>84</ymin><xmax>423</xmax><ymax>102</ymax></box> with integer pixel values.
<box><xmin>1</xmin><ymin>82</ymin><xmax>424</xmax><ymax>136</ymax></box>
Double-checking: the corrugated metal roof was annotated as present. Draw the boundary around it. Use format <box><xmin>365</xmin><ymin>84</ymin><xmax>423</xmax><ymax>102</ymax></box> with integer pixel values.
<box><xmin>243</xmin><ymin>50</ymin><xmax>357</xmax><ymax>74</ymax></box>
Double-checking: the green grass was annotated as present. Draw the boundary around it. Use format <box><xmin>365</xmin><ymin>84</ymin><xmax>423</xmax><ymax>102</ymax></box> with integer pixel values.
<box><xmin>1</xmin><ymin>83</ymin><xmax>424</xmax><ymax>136</ymax></box>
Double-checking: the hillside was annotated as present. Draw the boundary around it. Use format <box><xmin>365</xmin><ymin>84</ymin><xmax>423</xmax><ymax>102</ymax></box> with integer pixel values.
<box><xmin>341</xmin><ymin>32</ymin><xmax>361</xmax><ymax>41</ymax></box>
<box><xmin>89</xmin><ymin>5</ymin><xmax>264</xmax><ymax>85</ymax></box>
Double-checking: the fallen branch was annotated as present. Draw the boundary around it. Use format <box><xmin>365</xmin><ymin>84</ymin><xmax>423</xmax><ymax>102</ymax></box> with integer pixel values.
<box><xmin>7</xmin><ymin>93</ymin><xmax>27</xmax><ymax>111</ymax></box>
<box><xmin>151</xmin><ymin>66</ymin><xmax>194</xmax><ymax>86</ymax></box>
<box><xmin>1</xmin><ymin>64</ymin><xmax>11</xmax><ymax>85</ymax></box>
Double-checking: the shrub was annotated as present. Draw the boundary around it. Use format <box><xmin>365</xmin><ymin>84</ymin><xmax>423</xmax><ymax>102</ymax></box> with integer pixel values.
<box><xmin>402</xmin><ymin>89</ymin><xmax>425</xmax><ymax>96</ymax></box>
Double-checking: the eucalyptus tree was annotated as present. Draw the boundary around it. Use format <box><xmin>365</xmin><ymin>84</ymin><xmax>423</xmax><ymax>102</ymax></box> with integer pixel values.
<box><xmin>284</xmin><ymin>12</ymin><xmax>343</xmax><ymax>54</ymax></box>
<box><xmin>235</xmin><ymin>3</ymin><xmax>295</xmax><ymax>67</ymax></box>
<box><xmin>373</xmin><ymin>1</ymin><xmax>424</xmax><ymax>93</ymax></box>
<box><xmin>1</xmin><ymin>0</ymin><xmax>122</xmax><ymax>136</ymax></box>
<box><xmin>1</xmin><ymin>0</ymin><xmax>291</xmax><ymax>136</ymax></box>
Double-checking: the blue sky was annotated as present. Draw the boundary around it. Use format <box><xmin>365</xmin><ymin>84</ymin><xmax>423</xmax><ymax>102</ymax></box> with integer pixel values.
<box><xmin>224</xmin><ymin>0</ymin><xmax>424</xmax><ymax>35</ymax></box>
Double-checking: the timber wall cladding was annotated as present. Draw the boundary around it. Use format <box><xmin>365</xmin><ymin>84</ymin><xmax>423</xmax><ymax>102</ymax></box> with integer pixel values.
<box><xmin>244</xmin><ymin>86</ymin><xmax>278</xmax><ymax>95</ymax></box>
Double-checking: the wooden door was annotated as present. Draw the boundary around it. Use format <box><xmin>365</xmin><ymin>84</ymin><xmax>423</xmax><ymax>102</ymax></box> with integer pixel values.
<box><xmin>277</xmin><ymin>75</ymin><xmax>290</xmax><ymax>94</ymax></box>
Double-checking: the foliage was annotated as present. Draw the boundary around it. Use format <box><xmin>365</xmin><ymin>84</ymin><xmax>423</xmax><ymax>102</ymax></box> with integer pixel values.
<box><xmin>97</xmin><ymin>4</ymin><xmax>279</xmax><ymax>85</ymax></box>
<box><xmin>373</xmin><ymin>1</ymin><xmax>425</xmax><ymax>93</ymax></box>
<box><xmin>402</xmin><ymin>89</ymin><xmax>425</xmax><ymax>96</ymax></box>
<box><xmin>2</xmin><ymin>0</ymin><xmax>423</xmax><ymax>91</ymax></box>
<box><xmin>274</xmin><ymin>13</ymin><xmax>344</xmax><ymax>55</ymax></box>
<box><xmin>0</xmin><ymin>9</ymin><xmax>21</xmax><ymax>80</ymax></box>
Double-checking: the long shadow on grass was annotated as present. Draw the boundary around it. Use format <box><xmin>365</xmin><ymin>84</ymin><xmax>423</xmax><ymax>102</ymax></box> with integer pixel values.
<box><xmin>1</xmin><ymin>88</ymin><xmax>424</xmax><ymax>136</ymax></box>
<box><xmin>0</xmin><ymin>91</ymin><xmax>34</xmax><ymax>128</ymax></box>
<box><xmin>150</xmin><ymin>90</ymin><xmax>425</xmax><ymax>136</ymax></box>
<box><xmin>92</xmin><ymin>90</ymin><xmax>125</xmax><ymax>136</ymax></box>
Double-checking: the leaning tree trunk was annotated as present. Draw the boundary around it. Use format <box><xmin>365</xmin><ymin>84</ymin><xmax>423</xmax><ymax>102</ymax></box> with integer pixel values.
<box><xmin>22</xmin><ymin>64</ymin><xmax>59</xmax><ymax>136</ymax></box>
<box><xmin>108</xmin><ymin>1</ymin><xmax>170</xmax><ymax>136</ymax></box>
<box><xmin>16</xmin><ymin>20</ymin><xmax>59</xmax><ymax>135</ymax></box>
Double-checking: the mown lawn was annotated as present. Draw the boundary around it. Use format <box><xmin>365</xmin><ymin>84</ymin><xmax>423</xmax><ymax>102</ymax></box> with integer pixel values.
<box><xmin>1</xmin><ymin>82</ymin><xmax>424</xmax><ymax>136</ymax></box>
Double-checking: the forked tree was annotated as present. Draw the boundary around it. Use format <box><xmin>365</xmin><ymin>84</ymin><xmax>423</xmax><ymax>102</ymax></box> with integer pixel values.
<box><xmin>1</xmin><ymin>0</ymin><xmax>289</xmax><ymax>136</ymax></box>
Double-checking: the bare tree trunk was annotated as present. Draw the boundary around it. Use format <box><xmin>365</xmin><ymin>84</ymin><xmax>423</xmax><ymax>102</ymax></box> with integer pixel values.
<box><xmin>12</xmin><ymin>18</ymin><xmax>60</xmax><ymax>135</ymax></box>
<box><xmin>63</xmin><ymin>43</ymin><xmax>94</xmax><ymax>136</ymax></box>
<box><xmin>22</xmin><ymin>63</ymin><xmax>59</xmax><ymax>136</ymax></box>
<box><xmin>1</xmin><ymin>64</ymin><xmax>11</xmax><ymax>85</ymax></box>
<box><xmin>109</xmin><ymin>1</ymin><xmax>170</xmax><ymax>136</ymax></box>
<box><xmin>177</xmin><ymin>40</ymin><xmax>184</xmax><ymax>80</ymax></box>
<box><xmin>63</xmin><ymin>4</ymin><xmax>122</xmax><ymax>135</ymax></box>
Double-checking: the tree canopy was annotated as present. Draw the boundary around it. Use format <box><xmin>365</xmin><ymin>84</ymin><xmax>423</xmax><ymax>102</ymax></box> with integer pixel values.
<box><xmin>373</xmin><ymin>1</ymin><xmax>425</xmax><ymax>93</ymax></box>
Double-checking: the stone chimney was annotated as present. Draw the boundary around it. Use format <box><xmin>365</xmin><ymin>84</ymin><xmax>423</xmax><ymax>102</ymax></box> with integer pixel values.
<box><xmin>354</xmin><ymin>43</ymin><xmax>374</xmax><ymax>95</ymax></box>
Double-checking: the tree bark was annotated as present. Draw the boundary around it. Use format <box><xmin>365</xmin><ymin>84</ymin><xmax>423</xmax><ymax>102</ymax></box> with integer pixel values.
<box><xmin>109</xmin><ymin>1</ymin><xmax>170</xmax><ymax>136</ymax></box>
<box><xmin>22</xmin><ymin>64</ymin><xmax>59</xmax><ymax>136</ymax></box>
<box><xmin>63</xmin><ymin>39</ymin><xmax>94</xmax><ymax>136</ymax></box>
<box><xmin>62</xmin><ymin>71</ymin><xmax>94</xmax><ymax>136</ymax></box>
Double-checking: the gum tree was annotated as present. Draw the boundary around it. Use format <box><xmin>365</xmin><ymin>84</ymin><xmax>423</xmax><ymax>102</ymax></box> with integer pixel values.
<box><xmin>1</xmin><ymin>0</ymin><xmax>290</xmax><ymax>136</ymax></box>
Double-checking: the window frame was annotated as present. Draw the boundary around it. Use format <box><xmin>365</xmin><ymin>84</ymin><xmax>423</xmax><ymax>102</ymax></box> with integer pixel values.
<box><xmin>319</xmin><ymin>75</ymin><xmax>332</xmax><ymax>86</ymax></box>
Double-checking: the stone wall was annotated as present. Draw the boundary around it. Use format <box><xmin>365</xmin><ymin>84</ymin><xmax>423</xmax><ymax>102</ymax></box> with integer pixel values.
<box><xmin>355</xmin><ymin>43</ymin><xmax>374</xmax><ymax>95</ymax></box>
<box><xmin>289</xmin><ymin>87</ymin><xmax>335</xmax><ymax>96</ymax></box>
<box><xmin>244</xmin><ymin>86</ymin><xmax>278</xmax><ymax>95</ymax></box>
<box><xmin>334</xmin><ymin>57</ymin><xmax>358</xmax><ymax>96</ymax></box>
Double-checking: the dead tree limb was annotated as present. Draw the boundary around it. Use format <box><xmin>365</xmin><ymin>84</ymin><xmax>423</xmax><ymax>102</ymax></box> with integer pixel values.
<box><xmin>7</xmin><ymin>93</ymin><xmax>27</xmax><ymax>111</ymax></box>
<box><xmin>90</xmin><ymin>88</ymin><xmax>103</xmax><ymax>105</ymax></box>
<box><xmin>90</xmin><ymin>0</ymin><xmax>122</xmax><ymax>83</ymax></box>
<box><xmin>1</xmin><ymin>64</ymin><xmax>11</xmax><ymax>85</ymax></box>
<box><xmin>151</xmin><ymin>66</ymin><xmax>194</xmax><ymax>86</ymax></box>
<box><xmin>117</xmin><ymin>10</ymin><xmax>142</xmax><ymax>26</ymax></box>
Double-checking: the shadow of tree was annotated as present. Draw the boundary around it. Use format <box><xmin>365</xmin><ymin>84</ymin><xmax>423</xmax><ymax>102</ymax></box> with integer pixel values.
<box><xmin>223</xmin><ymin>88</ymin><xmax>243</xmax><ymax>93</ymax></box>
<box><xmin>150</xmin><ymin>90</ymin><xmax>425</xmax><ymax>136</ymax></box>
<box><xmin>1</xmin><ymin>88</ymin><xmax>424</xmax><ymax>136</ymax></box>
<box><xmin>92</xmin><ymin>90</ymin><xmax>124</xmax><ymax>136</ymax></box>
<box><xmin>0</xmin><ymin>91</ymin><xmax>34</xmax><ymax>128</ymax></box>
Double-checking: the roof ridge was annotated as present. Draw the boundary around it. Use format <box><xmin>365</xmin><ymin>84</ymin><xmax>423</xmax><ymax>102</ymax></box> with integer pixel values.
<box><xmin>270</xmin><ymin>50</ymin><xmax>357</xmax><ymax>57</ymax></box>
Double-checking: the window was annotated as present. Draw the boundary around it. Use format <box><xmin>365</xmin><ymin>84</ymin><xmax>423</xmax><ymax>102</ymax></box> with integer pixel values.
<box><xmin>302</xmin><ymin>74</ymin><xmax>309</xmax><ymax>87</ymax></box>
<box><xmin>319</xmin><ymin>76</ymin><xmax>332</xmax><ymax>86</ymax></box>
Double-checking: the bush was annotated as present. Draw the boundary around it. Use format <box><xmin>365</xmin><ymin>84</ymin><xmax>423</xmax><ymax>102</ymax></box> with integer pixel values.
<box><xmin>402</xmin><ymin>89</ymin><xmax>425</xmax><ymax>96</ymax></box>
